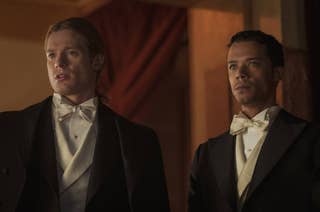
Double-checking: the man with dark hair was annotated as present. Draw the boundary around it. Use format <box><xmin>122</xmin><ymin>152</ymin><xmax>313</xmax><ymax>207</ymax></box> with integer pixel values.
<box><xmin>188</xmin><ymin>30</ymin><xmax>320</xmax><ymax>212</ymax></box>
<box><xmin>0</xmin><ymin>17</ymin><xmax>170</xmax><ymax>212</ymax></box>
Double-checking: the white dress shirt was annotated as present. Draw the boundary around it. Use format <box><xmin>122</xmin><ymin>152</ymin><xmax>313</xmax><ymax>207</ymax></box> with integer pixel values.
<box><xmin>231</xmin><ymin>106</ymin><xmax>280</xmax><ymax>160</ymax></box>
<box><xmin>52</xmin><ymin>93</ymin><xmax>98</xmax><ymax>212</ymax></box>
<box><xmin>231</xmin><ymin>106</ymin><xmax>280</xmax><ymax>203</ymax></box>
<box><xmin>242</xmin><ymin>106</ymin><xmax>279</xmax><ymax>159</ymax></box>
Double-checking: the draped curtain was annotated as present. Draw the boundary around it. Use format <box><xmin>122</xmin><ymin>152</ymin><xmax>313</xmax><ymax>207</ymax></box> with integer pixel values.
<box><xmin>87</xmin><ymin>0</ymin><xmax>187</xmax><ymax>121</ymax></box>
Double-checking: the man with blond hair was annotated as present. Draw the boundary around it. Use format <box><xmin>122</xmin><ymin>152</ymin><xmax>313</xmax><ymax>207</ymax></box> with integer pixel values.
<box><xmin>0</xmin><ymin>17</ymin><xmax>170</xmax><ymax>212</ymax></box>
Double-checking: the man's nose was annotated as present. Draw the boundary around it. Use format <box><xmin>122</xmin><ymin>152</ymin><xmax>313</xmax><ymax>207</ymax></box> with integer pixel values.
<box><xmin>236</xmin><ymin>65</ymin><xmax>248</xmax><ymax>80</ymax></box>
<box><xmin>54</xmin><ymin>54</ymin><xmax>67</xmax><ymax>69</ymax></box>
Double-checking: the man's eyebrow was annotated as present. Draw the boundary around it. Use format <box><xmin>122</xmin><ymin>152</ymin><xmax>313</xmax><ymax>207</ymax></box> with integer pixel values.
<box><xmin>46</xmin><ymin>46</ymin><xmax>80</xmax><ymax>52</ymax></box>
<box><xmin>227</xmin><ymin>57</ymin><xmax>263</xmax><ymax>62</ymax></box>
<box><xmin>247</xmin><ymin>57</ymin><xmax>263</xmax><ymax>60</ymax></box>
<box><xmin>65</xmin><ymin>46</ymin><xmax>80</xmax><ymax>50</ymax></box>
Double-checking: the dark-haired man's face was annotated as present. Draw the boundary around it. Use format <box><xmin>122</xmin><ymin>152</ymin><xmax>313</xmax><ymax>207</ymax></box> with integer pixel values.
<box><xmin>45</xmin><ymin>29</ymin><xmax>98</xmax><ymax>104</ymax></box>
<box><xmin>227</xmin><ymin>41</ymin><xmax>279</xmax><ymax>108</ymax></box>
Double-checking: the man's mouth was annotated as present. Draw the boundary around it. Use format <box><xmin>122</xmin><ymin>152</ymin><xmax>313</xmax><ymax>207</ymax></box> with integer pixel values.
<box><xmin>235</xmin><ymin>84</ymin><xmax>250</xmax><ymax>91</ymax></box>
<box><xmin>55</xmin><ymin>73</ymin><xmax>67</xmax><ymax>81</ymax></box>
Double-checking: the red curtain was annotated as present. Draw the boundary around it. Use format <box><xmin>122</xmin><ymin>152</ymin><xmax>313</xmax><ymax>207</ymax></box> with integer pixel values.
<box><xmin>87</xmin><ymin>0</ymin><xmax>187</xmax><ymax>121</ymax></box>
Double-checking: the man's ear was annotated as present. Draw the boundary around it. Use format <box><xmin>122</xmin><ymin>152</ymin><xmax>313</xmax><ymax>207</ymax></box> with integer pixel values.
<box><xmin>92</xmin><ymin>54</ymin><xmax>105</xmax><ymax>71</ymax></box>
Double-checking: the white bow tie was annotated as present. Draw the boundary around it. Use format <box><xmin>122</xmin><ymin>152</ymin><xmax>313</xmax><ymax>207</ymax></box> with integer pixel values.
<box><xmin>230</xmin><ymin>115</ymin><xmax>269</xmax><ymax>135</ymax></box>
<box><xmin>53</xmin><ymin>93</ymin><xmax>96</xmax><ymax>123</ymax></box>
<box><xmin>56</xmin><ymin>101</ymin><xmax>96</xmax><ymax>123</ymax></box>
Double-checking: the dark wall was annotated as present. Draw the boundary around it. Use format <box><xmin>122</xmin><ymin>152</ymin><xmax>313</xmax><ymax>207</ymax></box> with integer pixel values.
<box><xmin>305</xmin><ymin>0</ymin><xmax>320</xmax><ymax>122</ymax></box>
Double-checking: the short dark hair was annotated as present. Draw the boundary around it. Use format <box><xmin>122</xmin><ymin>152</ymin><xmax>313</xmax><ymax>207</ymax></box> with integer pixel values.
<box><xmin>44</xmin><ymin>17</ymin><xmax>105</xmax><ymax>58</ymax></box>
<box><xmin>228</xmin><ymin>30</ymin><xmax>284</xmax><ymax>67</ymax></box>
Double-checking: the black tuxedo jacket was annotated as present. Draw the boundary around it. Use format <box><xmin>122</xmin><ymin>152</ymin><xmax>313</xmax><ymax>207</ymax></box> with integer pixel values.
<box><xmin>0</xmin><ymin>97</ymin><xmax>170</xmax><ymax>212</ymax></box>
<box><xmin>188</xmin><ymin>110</ymin><xmax>320</xmax><ymax>212</ymax></box>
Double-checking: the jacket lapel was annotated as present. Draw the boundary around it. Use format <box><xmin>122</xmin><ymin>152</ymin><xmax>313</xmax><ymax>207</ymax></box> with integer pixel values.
<box><xmin>210</xmin><ymin>133</ymin><xmax>237</xmax><ymax>208</ymax></box>
<box><xmin>246</xmin><ymin>110</ymin><xmax>307</xmax><ymax>199</ymax></box>
<box><xmin>32</xmin><ymin>97</ymin><xmax>59</xmax><ymax>196</ymax></box>
<box><xmin>86</xmin><ymin>102</ymin><xmax>123</xmax><ymax>204</ymax></box>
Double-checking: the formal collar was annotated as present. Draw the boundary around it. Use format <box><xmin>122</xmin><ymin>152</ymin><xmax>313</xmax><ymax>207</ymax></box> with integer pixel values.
<box><xmin>240</xmin><ymin>105</ymin><xmax>281</xmax><ymax>123</ymax></box>
<box><xmin>52</xmin><ymin>93</ymin><xmax>98</xmax><ymax>108</ymax></box>
<box><xmin>52</xmin><ymin>93</ymin><xmax>98</xmax><ymax>123</ymax></box>
<box><xmin>230</xmin><ymin>106</ymin><xmax>281</xmax><ymax>135</ymax></box>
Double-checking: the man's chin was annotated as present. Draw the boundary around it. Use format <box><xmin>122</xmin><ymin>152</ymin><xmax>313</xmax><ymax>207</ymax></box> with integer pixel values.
<box><xmin>236</xmin><ymin>96</ymin><xmax>254</xmax><ymax>105</ymax></box>
<box><xmin>52</xmin><ymin>88</ymin><xmax>74</xmax><ymax>97</ymax></box>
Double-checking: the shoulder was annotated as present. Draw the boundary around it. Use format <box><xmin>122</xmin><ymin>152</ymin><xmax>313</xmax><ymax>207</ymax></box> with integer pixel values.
<box><xmin>99</xmin><ymin>104</ymin><xmax>163</xmax><ymax>159</ymax></box>
<box><xmin>99</xmin><ymin>103</ymin><xmax>158</xmax><ymax>142</ymax></box>
<box><xmin>276</xmin><ymin>109</ymin><xmax>308</xmax><ymax>124</ymax></box>
<box><xmin>116</xmin><ymin>115</ymin><xmax>159</xmax><ymax>149</ymax></box>
<box><xmin>100</xmin><ymin>103</ymin><xmax>156</xmax><ymax>134</ymax></box>
<box><xmin>0</xmin><ymin>111</ymin><xmax>20</xmax><ymax>129</ymax></box>
<box><xmin>19</xmin><ymin>97</ymin><xmax>51</xmax><ymax>116</ymax></box>
<box><xmin>1</xmin><ymin>97</ymin><xmax>51</xmax><ymax>117</ymax></box>
<box><xmin>276</xmin><ymin>109</ymin><xmax>320</xmax><ymax>134</ymax></box>
<box><xmin>192</xmin><ymin>131</ymin><xmax>232</xmax><ymax>161</ymax></box>
<box><xmin>0</xmin><ymin>97</ymin><xmax>51</xmax><ymax>129</ymax></box>
<box><xmin>0</xmin><ymin>110</ymin><xmax>18</xmax><ymax>120</ymax></box>
<box><xmin>200</xmin><ymin>131</ymin><xmax>232</xmax><ymax>149</ymax></box>
<box><xmin>117</xmin><ymin>114</ymin><xmax>156</xmax><ymax>136</ymax></box>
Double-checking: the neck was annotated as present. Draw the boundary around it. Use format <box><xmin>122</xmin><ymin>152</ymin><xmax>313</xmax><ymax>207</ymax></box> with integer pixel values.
<box><xmin>241</xmin><ymin>102</ymin><xmax>276</xmax><ymax>118</ymax></box>
<box><xmin>62</xmin><ymin>92</ymin><xmax>96</xmax><ymax>105</ymax></box>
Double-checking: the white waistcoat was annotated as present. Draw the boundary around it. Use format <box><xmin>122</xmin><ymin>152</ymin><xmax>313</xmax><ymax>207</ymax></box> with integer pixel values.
<box><xmin>54</xmin><ymin>118</ymin><xmax>97</xmax><ymax>212</ymax></box>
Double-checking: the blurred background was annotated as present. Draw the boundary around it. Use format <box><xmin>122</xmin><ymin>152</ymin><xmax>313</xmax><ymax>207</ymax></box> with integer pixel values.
<box><xmin>0</xmin><ymin>0</ymin><xmax>319</xmax><ymax>211</ymax></box>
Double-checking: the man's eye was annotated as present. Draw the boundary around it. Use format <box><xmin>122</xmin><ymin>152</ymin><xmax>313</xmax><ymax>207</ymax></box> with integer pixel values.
<box><xmin>228</xmin><ymin>64</ymin><xmax>237</xmax><ymax>71</ymax></box>
<box><xmin>248</xmin><ymin>60</ymin><xmax>261</xmax><ymax>67</ymax></box>
<box><xmin>47</xmin><ymin>53</ymin><xmax>55</xmax><ymax>59</ymax></box>
<box><xmin>68</xmin><ymin>50</ymin><xmax>79</xmax><ymax>56</ymax></box>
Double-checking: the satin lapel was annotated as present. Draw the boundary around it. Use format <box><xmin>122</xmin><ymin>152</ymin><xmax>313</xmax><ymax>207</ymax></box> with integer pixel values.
<box><xmin>33</xmin><ymin>98</ymin><xmax>59</xmax><ymax>195</ymax></box>
<box><xmin>86</xmin><ymin>103</ymin><xmax>122</xmax><ymax>204</ymax></box>
<box><xmin>211</xmin><ymin>133</ymin><xmax>237</xmax><ymax>207</ymax></box>
<box><xmin>246</xmin><ymin>110</ymin><xmax>307</xmax><ymax>199</ymax></box>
